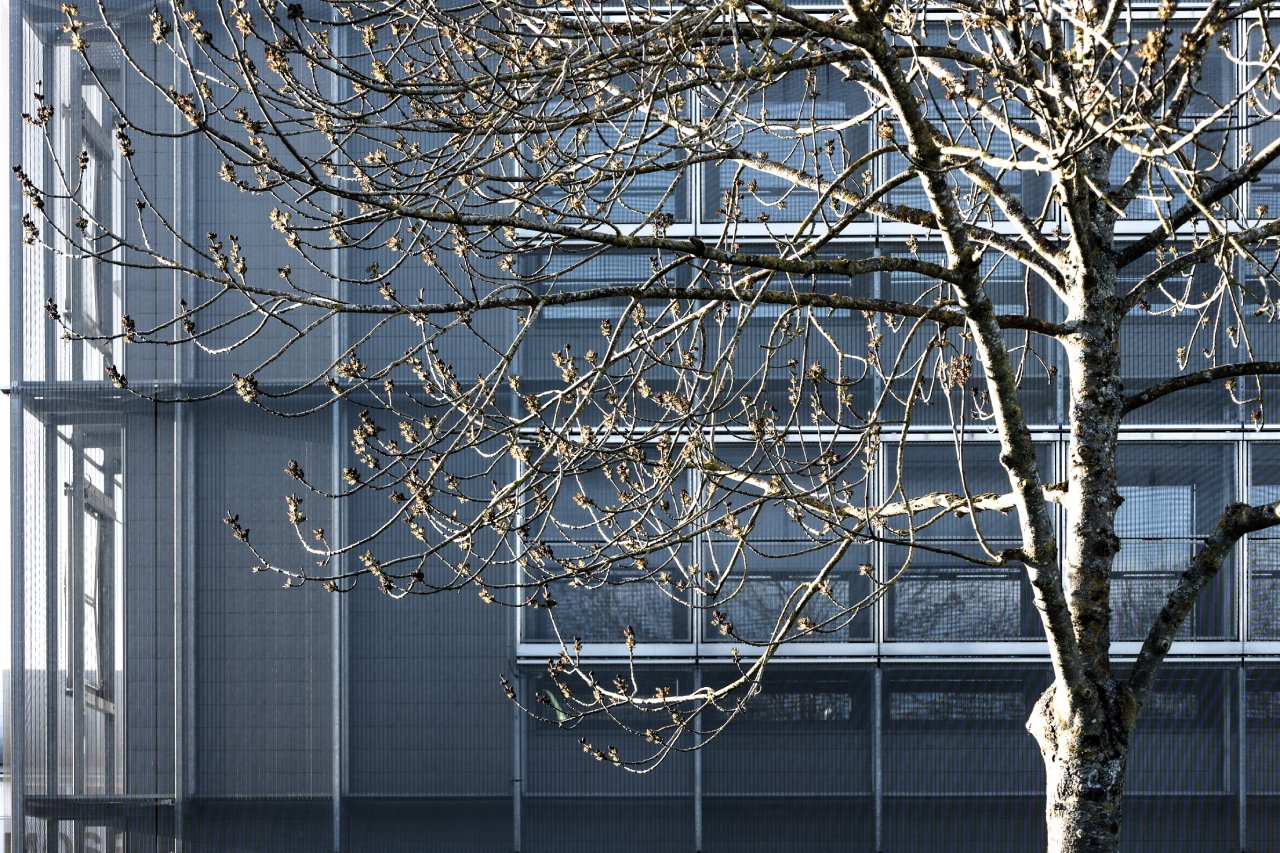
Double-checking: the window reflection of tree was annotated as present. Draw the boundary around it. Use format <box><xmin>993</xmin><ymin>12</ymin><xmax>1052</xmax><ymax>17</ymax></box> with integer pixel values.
<box><xmin>56</xmin><ymin>424</ymin><xmax>122</xmax><ymax>803</ymax></box>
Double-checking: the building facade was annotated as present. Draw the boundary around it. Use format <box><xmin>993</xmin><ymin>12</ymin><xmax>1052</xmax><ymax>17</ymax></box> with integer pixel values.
<box><xmin>7</xmin><ymin>1</ymin><xmax>1280</xmax><ymax>852</ymax></box>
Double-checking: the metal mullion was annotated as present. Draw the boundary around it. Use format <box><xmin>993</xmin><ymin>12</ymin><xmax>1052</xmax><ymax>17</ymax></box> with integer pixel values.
<box><xmin>511</xmin><ymin>451</ymin><xmax>527</xmax><ymax>852</ymax></box>
<box><xmin>8</xmin><ymin>0</ymin><xmax>26</xmax><ymax>836</ymax></box>
<box><xmin>167</xmin><ymin>13</ymin><xmax>202</xmax><ymax>843</ymax></box>
<box><xmin>106</xmin><ymin>427</ymin><xmax>125</xmax><ymax>798</ymax></box>
<box><xmin>513</xmin><ymin>665</ymin><xmax>523</xmax><ymax>853</ymax></box>
<box><xmin>691</xmin><ymin>463</ymin><xmax>703</xmax><ymax>658</ymax></box>
<box><xmin>1239</xmin><ymin>662</ymin><xmax>1247</xmax><ymax>851</ymax></box>
<box><xmin>38</xmin><ymin>22</ymin><xmax>60</xmax><ymax>812</ymax></box>
<box><xmin>328</xmin><ymin>18</ymin><xmax>347</xmax><ymax>846</ymax></box>
<box><xmin>873</xmin><ymin>422</ymin><xmax>886</xmax><ymax>659</ymax></box>
<box><xmin>8</xmin><ymin>397</ymin><xmax>25</xmax><ymax>840</ymax></box>
<box><xmin>68</xmin><ymin>454</ymin><xmax>85</xmax><ymax>806</ymax></box>
<box><xmin>1239</xmin><ymin>435</ymin><xmax>1250</xmax><ymax>646</ymax></box>
<box><xmin>873</xmin><ymin>664</ymin><xmax>883</xmax><ymax>853</ymax></box>
<box><xmin>44</xmin><ymin>424</ymin><xmax>58</xmax><ymax>799</ymax></box>
<box><xmin>692</xmin><ymin>665</ymin><xmax>702</xmax><ymax>853</ymax></box>
<box><xmin>689</xmin><ymin>81</ymin><xmax>701</xmax><ymax>236</ymax></box>
<box><xmin>331</xmin><ymin>386</ymin><xmax>344</xmax><ymax>853</ymax></box>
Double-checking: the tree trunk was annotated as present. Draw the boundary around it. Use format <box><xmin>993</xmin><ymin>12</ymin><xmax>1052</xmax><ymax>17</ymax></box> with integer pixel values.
<box><xmin>1029</xmin><ymin>683</ymin><xmax>1135</xmax><ymax>853</ymax></box>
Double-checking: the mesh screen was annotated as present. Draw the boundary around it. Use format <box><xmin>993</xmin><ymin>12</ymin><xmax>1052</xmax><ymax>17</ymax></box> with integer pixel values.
<box><xmin>15</xmin><ymin>7</ymin><xmax>1280</xmax><ymax>852</ymax></box>
<box><xmin>1122</xmin><ymin>666</ymin><xmax>1238</xmax><ymax>852</ymax></box>
<box><xmin>704</xmin><ymin>797</ymin><xmax>875</xmax><ymax>853</ymax></box>
<box><xmin>701</xmin><ymin>65</ymin><xmax>871</xmax><ymax>224</ymax></box>
<box><xmin>193</xmin><ymin>405</ymin><xmax>333</xmax><ymax>796</ymax></box>
<box><xmin>1113</xmin><ymin>443</ymin><xmax>1237</xmax><ymax>640</ymax></box>
<box><xmin>521</xmin><ymin>797</ymin><xmax>693</xmax><ymax>853</ymax></box>
<box><xmin>702</xmin><ymin>667</ymin><xmax>873</xmax><ymax>797</ymax></box>
<box><xmin>883</xmin><ymin>666</ymin><xmax>1049</xmax><ymax>797</ymax></box>
<box><xmin>1250</xmin><ymin>445</ymin><xmax>1280</xmax><ymax>638</ymax></box>
<box><xmin>344</xmin><ymin>798</ymin><xmax>512</xmax><ymax>853</ymax></box>
<box><xmin>522</xmin><ymin>668</ymin><xmax>695</xmax><ymax>798</ymax></box>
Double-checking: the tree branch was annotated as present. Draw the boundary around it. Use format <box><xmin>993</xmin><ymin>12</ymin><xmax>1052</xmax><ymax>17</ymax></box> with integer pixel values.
<box><xmin>1121</xmin><ymin>362</ymin><xmax>1280</xmax><ymax>415</ymax></box>
<box><xmin>701</xmin><ymin>457</ymin><xmax>1069</xmax><ymax>525</ymax></box>
<box><xmin>1115</xmin><ymin>134</ymin><xmax>1280</xmax><ymax>272</ymax></box>
<box><xmin>1129</xmin><ymin>500</ymin><xmax>1280</xmax><ymax>706</ymax></box>
<box><xmin>1120</xmin><ymin>218</ymin><xmax>1280</xmax><ymax>309</ymax></box>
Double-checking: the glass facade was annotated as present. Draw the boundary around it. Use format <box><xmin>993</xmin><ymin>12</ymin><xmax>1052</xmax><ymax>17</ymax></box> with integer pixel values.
<box><xmin>9</xmin><ymin>3</ymin><xmax>1280</xmax><ymax>853</ymax></box>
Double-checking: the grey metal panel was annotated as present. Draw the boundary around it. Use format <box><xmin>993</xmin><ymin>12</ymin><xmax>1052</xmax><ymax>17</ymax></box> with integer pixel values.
<box><xmin>192</xmin><ymin>404</ymin><xmax>333</xmax><ymax>797</ymax></box>
<box><xmin>182</xmin><ymin>799</ymin><xmax>331</xmax><ymax>853</ymax></box>
<box><xmin>123</xmin><ymin>405</ymin><xmax>177</xmax><ymax>797</ymax></box>
<box><xmin>345</xmin><ymin>584</ymin><xmax>513</xmax><ymax>796</ymax></box>
<box><xmin>343</xmin><ymin>798</ymin><xmax>512</xmax><ymax>853</ymax></box>
<box><xmin>522</xmin><ymin>797</ymin><xmax>693</xmax><ymax>853</ymax></box>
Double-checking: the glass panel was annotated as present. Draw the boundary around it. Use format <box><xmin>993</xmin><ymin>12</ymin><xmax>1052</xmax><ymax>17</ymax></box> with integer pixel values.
<box><xmin>1245</xmin><ymin>18</ymin><xmax>1280</xmax><ymax>216</ymax></box>
<box><xmin>886</xmin><ymin>546</ymin><xmax>1038</xmax><ymax>641</ymax></box>
<box><xmin>1113</xmin><ymin>443</ymin><xmax>1236</xmax><ymax>640</ymax></box>
<box><xmin>1110</xmin><ymin>20</ymin><xmax>1236</xmax><ymax>224</ymax></box>
<box><xmin>697</xmin><ymin>444</ymin><xmax>874</xmax><ymax>643</ymax></box>
<box><xmin>1118</xmin><ymin>248</ymin><xmax>1239</xmax><ymax>424</ymax></box>
<box><xmin>1118</xmin><ymin>442</ymin><xmax>1234</xmax><ymax>535</ymax></box>
<box><xmin>528</xmin><ymin>116</ymin><xmax>690</xmax><ymax>225</ymax></box>
<box><xmin>1124</xmin><ymin>666</ymin><xmax>1234</xmax><ymax>793</ymax></box>
<box><xmin>522</xmin><ymin>667</ymin><xmax>694</xmax><ymax>796</ymax></box>
<box><xmin>82</xmin><ymin>508</ymin><xmax>102</xmax><ymax>692</ymax></box>
<box><xmin>884</xmin><ymin>121</ymin><xmax>1049</xmax><ymax>220</ymax></box>
<box><xmin>521</xmin><ymin>456</ymin><xmax>696</xmax><ymax>645</ymax></box>
<box><xmin>700</xmin><ymin>65</ymin><xmax>871</xmax><ymax>224</ymax></box>
<box><xmin>1248</xmin><ymin>666</ymin><xmax>1280</xmax><ymax>848</ymax></box>
<box><xmin>704</xmin><ymin>797</ymin><xmax>873</xmax><ymax>853</ymax></box>
<box><xmin>1250</xmin><ymin>444</ymin><xmax>1280</xmax><ymax>638</ymax></box>
<box><xmin>702</xmin><ymin>542</ymin><xmax>874</xmax><ymax>642</ymax></box>
<box><xmin>1247</xmin><ymin>667</ymin><xmax>1280</xmax><ymax>794</ymax></box>
<box><xmin>702</xmin><ymin>668</ymin><xmax>874</xmax><ymax>796</ymax></box>
<box><xmin>517</xmin><ymin>249</ymin><xmax>692</xmax><ymax>405</ymax></box>
<box><xmin>523</xmin><ymin>558</ymin><xmax>691</xmax><ymax>643</ymax></box>
<box><xmin>891</xmin><ymin>442</ymin><xmax>1054</xmax><ymax>541</ymax></box>
<box><xmin>1124</xmin><ymin>665</ymin><xmax>1238</xmax><ymax>851</ymax></box>
<box><xmin>882</xmin><ymin>666</ymin><xmax>1049</xmax><ymax>796</ymax></box>
<box><xmin>880</xmin><ymin>247</ymin><xmax>1063</xmax><ymax>426</ymax></box>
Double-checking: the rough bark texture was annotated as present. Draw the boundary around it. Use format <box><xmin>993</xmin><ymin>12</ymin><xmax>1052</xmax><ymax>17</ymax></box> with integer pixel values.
<box><xmin>1029</xmin><ymin>681</ymin><xmax>1136</xmax><ymax>853</ymax></box>
<box><xmin>1042</xmin><ymin>138</ymin><xmax>1135</xmax><ymax>852</ymax></box>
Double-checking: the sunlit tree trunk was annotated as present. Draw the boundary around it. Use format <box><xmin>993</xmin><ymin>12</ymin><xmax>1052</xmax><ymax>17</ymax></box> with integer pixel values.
<box><xmin>1029</xmin><ymin>682</ymin><xmax>1135</xmax><ymax>853</ymax></box>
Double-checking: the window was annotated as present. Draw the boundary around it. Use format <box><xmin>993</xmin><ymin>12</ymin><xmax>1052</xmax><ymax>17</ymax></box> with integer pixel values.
<box><xmin>882</xmin><ymin>667</ymin><xmax>1048</xmax><ymax>795</ymax></box>
<box><xmin>1113</xmin><ymin>443</ymin><xmax>1236</xmax><ymax>640</ymax></box>
<box><xmin>52</xmin><ymin>423</ymin><xmax>124</xmax><ymax>799</ymax></box>
<box><xmin>60</xmin><ymin>57</ymin><xmax>122</xmax><ymax>383</ymax></box>
<box><xmin>1118</xmin><ymin>248</ymin><xmax>1240</xmax><ymax>425</ymax></box>
<box><xmin>884</xmin><ymin>442</ymin><xmax>1051</xmax><ymax>641</ymax></box>
<box><xmin>701</xmin><ymin>64</ymin><xmax>872</xmax><ymax>226</ymax></box>
<box><xmin>1249</xmin><ymin>445</ymin><xmax>1280</xmax><ymax>639</ymax></box>
<box><xmin>1110</xmin><ymin>20</ymin><xmax>1236</xmax><ymax>223</ymax></box>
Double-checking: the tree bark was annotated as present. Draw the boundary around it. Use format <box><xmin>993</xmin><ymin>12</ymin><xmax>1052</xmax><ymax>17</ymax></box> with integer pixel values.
<box><xmin>1029</xmin><ymin>682</ymin><xmax>1135</xmax><ymax>853</ymax></box>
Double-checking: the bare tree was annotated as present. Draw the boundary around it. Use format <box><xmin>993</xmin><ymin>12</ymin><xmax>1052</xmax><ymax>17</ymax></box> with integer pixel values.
<box><xmin>22</xmin><ymin>0</ymin><xmax>1280</xmax><ymax>849</ymax></box>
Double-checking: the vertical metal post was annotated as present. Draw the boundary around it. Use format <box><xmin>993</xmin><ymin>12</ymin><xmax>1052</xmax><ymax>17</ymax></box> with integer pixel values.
<box><xmin>8</xmin><ymin>397</ymin><xmax>23</xmax><ymax>848</ymax></box>
<box><xmin>172</xmin><ymin>20</ymin><xmax>198</xmax><ymax>846</ymax></box>
<box><xmin>693</xmin><ymin>667</ymin><xmax>702</xmax><ymax>853</ymax></box>
<box><xmin>44</xmin><ymin>425</ymin><xmax>57</xmax><ymax>801</ymax></box>
<box><xmin>67</xmin><ymin>472</ymin><xmax>85</xmax><ymax>853</ymax></box>
<box><xmin>1238</xmin><ymin>437</ymin><xmax>1249</xmax><ymax>646</ymax></box>
<box><xmin>873</xmin><ymin>665</ymin><xmax>883</xmax><ymax>853</ymax></box>
<box><xmin>40</xmin><ymin>27</ymin><xmax>59</xmax><ymax>811</ymax></box>
<box><xmin>331</xmin><ymin>391</ymin><xmax>343</xmax><ymax>853</ymax></box>
<box><xmin>327</xmin><ymin>18</ymin><xmax>346</xmax><ymax>848</ymax></box>
<box><xmin>8</xmin><ymin>0</ymin><xmax>26</xmax><ymax>843</ymax></box>
<box><xmin>512</xmin><ymin>670</ymin><xmax>522</xmax><ymax>853</ymax></box>
<box><xmin>1238</xmin><ymin>664</ymin><xmax>1247</xmax><ymax>853</ymax></box>
<box><xmin>173</xmin><ymin>402</ymin><xmax>191</xmax><ymax>851</ymax></box>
